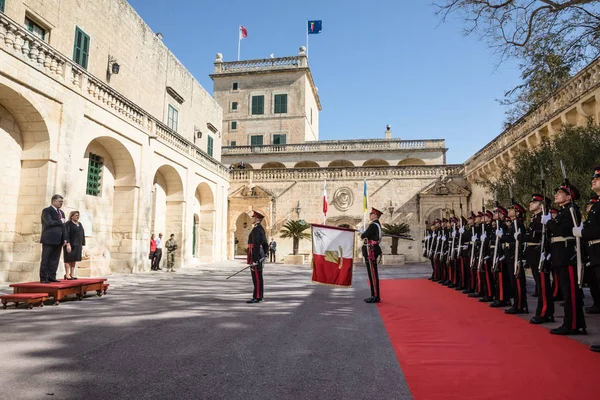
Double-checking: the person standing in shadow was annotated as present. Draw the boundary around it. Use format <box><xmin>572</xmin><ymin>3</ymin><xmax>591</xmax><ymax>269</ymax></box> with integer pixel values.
<box><xmin>154</xmin><ymin>233</ymin><xmax>164</xmax><ymax>270</ymax></box>
<box><xmin>63</xmin><ymin>211</ymin><xmax>86</xmax><ymax>280</ymax></box>
<box><xmin>40</xmin><ymin>194</ymin><xmax>68</xmax><ymax>283</ymax></box>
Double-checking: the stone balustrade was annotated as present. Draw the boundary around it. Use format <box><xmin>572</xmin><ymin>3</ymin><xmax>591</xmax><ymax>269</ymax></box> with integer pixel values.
<box><xmin>231</xmin><ymin>165</ymin><xmax>461</xmax><ymax>182</ymax></box>
<box><xmin>222</xmin><ymin>139</ymin><xmax>446</xmax><ymax>155</ymax></box>
<box><xmin>0</xmin><ymin>13</ymin><xmax>229</xmax><ymax>179</ymax></box>
<box><xmin>464</xmin><ymin>57</ymin><xmax>600</xmax><ymax>177</ymax></box>
<box><xmin>214</xmin><ymin>55</ymin><xmax>306</xmax><ymax>74</ymax></box>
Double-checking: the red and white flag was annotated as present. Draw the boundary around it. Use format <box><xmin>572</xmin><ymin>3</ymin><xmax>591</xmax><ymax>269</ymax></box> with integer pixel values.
<box><xmin>239</xmin><ymin>25</ymin><xmax>248</xmax><ymax>40</ymax></box>
<box><xmin>311</xmin><ymin>224</ymin><xmax>355</xmax><ymax>287</ymax></box>
<box><xmin>323</xmin><ymin>180</ymin><xmax>328</xmax><ymax>217</ymax></box>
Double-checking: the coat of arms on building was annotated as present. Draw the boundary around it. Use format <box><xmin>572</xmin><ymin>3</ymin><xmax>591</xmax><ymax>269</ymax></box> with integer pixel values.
<box><xmin>332</xmin><ymin>187</ymin><xmax>354</xmax><ymax>211</ymax></box>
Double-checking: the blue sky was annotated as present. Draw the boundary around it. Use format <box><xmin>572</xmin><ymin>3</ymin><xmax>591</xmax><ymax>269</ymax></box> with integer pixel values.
<box><xmin>128</xmin><ymin>0</ymin><xmax>521</xmax><ymax>164</ymax></box>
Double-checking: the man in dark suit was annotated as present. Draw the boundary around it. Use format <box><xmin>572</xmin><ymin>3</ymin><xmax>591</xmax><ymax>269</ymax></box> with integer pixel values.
<box><xmin>40</xmin><ymin>194</ymin><xmax>69</xmax><ymax>283</ymax></box>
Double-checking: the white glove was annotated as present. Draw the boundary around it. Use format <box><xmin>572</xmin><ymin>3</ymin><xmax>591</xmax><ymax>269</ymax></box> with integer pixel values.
<box><xmin>513</xmin><ymin>231</ymin><xmax>520</xmax><ymax>241</ymax></box>
<box><xmin>541</xmin><ymin>213</ymin><xmax>551</xmax><ymax>225</ymax></box>
<box><xmin>442</xmin><ymin>236</ymin><xmax>447</xmax><ymax>242</ymax></box>
<box><xmin>425</xmin><ymin>235</ymin><xmax>431</xmax><ymax>241</ymax></box>
<box><xmin>572</xmin><ymin>224</ymin><xmax>583</xmax><ymax>238</ymax></box>
<box><xmin>451</xmin><ymin>230</ymin><xmax>457</xmax><ymax>238</ymax></box>
<box><xmin>462</xmin><ymin>245</ymin><xmax>468</xmax><ymax>250</ymax></box>
<box><xmin>459</xmin><ymin>227</ymin><xmax>465</xmax><ymax>234</ymax></box>
<box><xmin>546</xmin><ymin>253</ymin><xmax>551</xmax><ymax>261</ymax></box>
<box><xmin>358</xmin><ymin>229</ymin><xmax>365</xmax><ymax>235</ymax></box>
<box><xmin>495</xmin><ymin>228</ymin><xmax>503</xmax><ymax>237</ymax></box>
<box><xmin>473</xmin><ymin>233</ymin><xmax>479</xmax><ymax>241</ymax></box>
<box><xmin>432</xmin><ymin>233</ymin><xmax>437</xmax><ymax>238</ymax></box>
<box><xmin>499</xmin><ymin>255</ymin><xmax>505</xmax><ymax>261</ymax></box>
<box><xmin>481</xmin><ymin>232</ymin><xmax>487</xmax><ymax>241</ymax></box>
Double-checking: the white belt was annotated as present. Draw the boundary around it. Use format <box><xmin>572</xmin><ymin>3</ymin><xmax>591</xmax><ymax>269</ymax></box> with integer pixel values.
<box><xmin>525</xmin><ymin>242</ymin><xmax>540</xmax><ymax>246</ymax></box>
<box><xmin>589</xmin><ymin>239</ymin><xmax>600</xmax><ymax>246</ymax></box>
<box><xmin>551</xmin><ymin>236</ymin><xmax>575</xmax><ymax>243</ymax></box>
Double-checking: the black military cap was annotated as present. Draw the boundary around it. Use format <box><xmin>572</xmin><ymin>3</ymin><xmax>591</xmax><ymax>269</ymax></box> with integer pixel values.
<box><xmin>556</xmin><ymin>184</ymin><xmax>580</xmax><ymax>201</ymax></box>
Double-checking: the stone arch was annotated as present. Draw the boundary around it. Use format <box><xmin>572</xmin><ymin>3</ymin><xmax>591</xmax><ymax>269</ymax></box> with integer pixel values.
<box><xmin>294</xmin><ymin>161</ymin><xmax>320</xmax><ymax>168</ymax></box>
<box><xmin>398</xmin><ymin>158</ymin><xmax>425</xmax><ymax>166</ymax></box>
<box><xmin>363</xmin><ymin>159</ymin><xmax>390</xmax><ymax>167</ymax></box>
<box><xmin>192</xmin><ymin>182</ymin><xmax>215</xmax><ymax>262</ymax></box>
<box><xmin>261</xmin><ymin>162</ymin><xmax>286</xmax><ymax>169</ymax></box>
<box><xmin>424</xmin><ymin>206</ymin><xmax>444</xmax><ymax>225</ymax></box>
<box><xmin>78</xmin><ymin>136</ymin><xmax>138</xmax><ymax>275</ymax></box>
<box><xmin>152</xmin><ymin>165</ymin><xmax>185</xmax><ymax>269</ymax></box>
<box><xmin>328</xmin><ymin>160</ymin><xmax>354</xmax><ymax>168</ymax></box>
<box><xmin>0</xmin><ymin>86</ymin><xmax>52</xmax><ymax>282</ymax></box>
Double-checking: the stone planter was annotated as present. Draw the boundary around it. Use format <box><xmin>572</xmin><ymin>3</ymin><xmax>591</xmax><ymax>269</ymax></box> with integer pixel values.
<box><xmin>381</xmin><ymin>254</ymin><xmax>405</xmax><ymax>266</ymax></box>
<box><xmin>283</xmin><ymin>254</ymin><xmax>305</xmax><ymax>265</ymax></box>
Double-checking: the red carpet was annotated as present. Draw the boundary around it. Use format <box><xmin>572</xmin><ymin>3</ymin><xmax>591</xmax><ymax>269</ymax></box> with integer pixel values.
<box><xmin>378</xmin><ymin>279</ymin><xmax>600</xmax><ymax>400</ymax></box>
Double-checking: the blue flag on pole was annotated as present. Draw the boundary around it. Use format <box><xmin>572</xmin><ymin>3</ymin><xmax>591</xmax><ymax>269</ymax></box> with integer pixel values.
<box><xmin>308</xmin><ymin>20</ymin><xmax>322</xmax><ymax>34</ymax></box>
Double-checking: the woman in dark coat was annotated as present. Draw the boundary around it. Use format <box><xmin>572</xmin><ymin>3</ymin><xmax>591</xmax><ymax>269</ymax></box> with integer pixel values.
<box><xmin>64</xmin><ymin>211</ymin><xmax>86</xmax><ymax>280</ymax></box>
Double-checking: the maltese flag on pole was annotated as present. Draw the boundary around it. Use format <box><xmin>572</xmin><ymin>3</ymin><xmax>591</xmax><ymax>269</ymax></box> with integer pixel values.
<box><xmin>239</xmin><ymin>25</ymin><xmax>248</xmax><ymax>39</ymax></box>
<box><xmin>311</xmin><ymin>224</ymin><xmax>355</xmax><ymax>287</ymax></box>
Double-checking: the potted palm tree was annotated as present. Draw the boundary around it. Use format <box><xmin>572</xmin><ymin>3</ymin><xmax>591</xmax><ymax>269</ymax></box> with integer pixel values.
<box><xmin>382</xmin><ymin>222</ymin><xmax>411</xmax><ymax>255</ymax></box>
<box><xmin>279</xmin><ymin>220</ymin><xmax>311</xmax><ymax>264</ymax></box>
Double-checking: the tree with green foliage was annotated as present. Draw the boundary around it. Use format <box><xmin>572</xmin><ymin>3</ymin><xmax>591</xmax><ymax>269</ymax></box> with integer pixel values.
<box><xmin>481</xmin><ymin>122</ymin><xmax>600</xmax><ymax>208</ymax></box>
<box><xmin>279</xmin><ymin>220</ymin><xmax>311</xmax><ymax>255</ymax></box>
<box><xmin>436</xmin><ymin>1</ymin><xmax>599</xmax><ymax>124</ymax></box>
<box><xmin>381</xmin><ymin>223</ymin><xmax>412</xmax><ymax>255</ymax></box>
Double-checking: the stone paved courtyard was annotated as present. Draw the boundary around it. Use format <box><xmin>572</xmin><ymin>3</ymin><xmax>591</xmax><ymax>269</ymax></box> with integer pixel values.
<box><xmin>1</xmin><ymin>261</ymin><xmax>599</xmax><ymax>399</ymax></box>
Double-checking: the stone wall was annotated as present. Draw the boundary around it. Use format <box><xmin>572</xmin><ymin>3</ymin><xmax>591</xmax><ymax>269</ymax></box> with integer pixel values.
<box><xmin>228</xmin><ymin>166</ymin><xmax>461</xmax><ymax>262</ymax></box>
<box><xmin>0</xmin><ymin>11</ymin><xmax>229</xmax><ymax>282</ymax></box>
<box><xmin>2</xmin><ymin>0</ymin><xmax>222</xmax><ymax>154</ymax></box>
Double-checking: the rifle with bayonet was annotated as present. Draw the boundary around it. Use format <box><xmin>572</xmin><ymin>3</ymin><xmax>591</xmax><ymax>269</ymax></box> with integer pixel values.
<box><xmin>538</xmin><ymin>166</ymin><xmax>550</xmax><ymax>273</ymax></box>
<box><xmin>455</xmin><ymin>201</ymin><xmax>464</xmax><ymax>260</ymax></box>
<box><xmin>491</xmin><ymin>191</ymin><xmax>501</xmax><ymax>273</ymax></box>
<box><xmin>477</xmin><ymin>199</ymin><xmax>486</xmax><ymax>272</ymax></box>
<box><xmin>511</xmin><ymin>184</ymin><xmax>522</xmax><ymax>277</ymax></box>
<box><xmin>560</xmin><ymin>160</ymin><xmax>584</xmax><ymax>288</ymax></box>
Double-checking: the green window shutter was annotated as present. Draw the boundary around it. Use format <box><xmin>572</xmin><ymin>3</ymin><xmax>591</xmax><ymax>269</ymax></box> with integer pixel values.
<box><xmin>0</xmin><ymin>0</ymin><xmax>5</xmax><ymax>13</ymax></box>
<box><xmin>168</xmin><ymin>105</ymin><xmax>178</xmax><ymax>132</ymax></box>
<box><xmin>207</xmin><ymin>136</ymin><xmax>214</xmax><ymax>157</ymax></box>
<box><xmin>86</xmin><ymin>153</ymin><xmax>103</xmax><ymax>196</ymax></box>
<box><xmin>252</xmin><ymin>95</ymin><xmax>264</xmax><ymax>115</ymax></box>
<box><xmin>232</xmin><ymin>102</ymin><xmax>238</xmax><ymax>111</ymax></box>
<box><xmin>231</xmin><ymin>141</ymin><xmax>237</xmax><ymax>147</ymax></box>
<box><xmin>274</xmin><ymin>94</ymin><xmax>287</xmax><ymax>114</ymax></box>
<box><xmin>73</xmin><ymin>27</ymin><xmax>90</xmax><ymax>69</ymax></box>
<box><xmin>273</xmin><ymin>134</ymin><xmax>286</xmax><ymax>145</ymax></box>
<box><xmin>231</xmin><ymin>121</ymin><xmax>237</xmax><ymax>130</ymax></box>
<box><xmin>251</xmin><ymin>135</ymin><xmax>263</xmax><ymax>146</ymax></box>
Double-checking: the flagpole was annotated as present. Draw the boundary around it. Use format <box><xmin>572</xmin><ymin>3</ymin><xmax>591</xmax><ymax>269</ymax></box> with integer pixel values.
<box><xmin>306</xmin><ymin>19</ymin><xmax>309</xmax><ymax>57</ymax></box>
<box><xmin>237</xmin><ymin>25</ymin><xmax>241</xmax><ymax>61</ymax></box>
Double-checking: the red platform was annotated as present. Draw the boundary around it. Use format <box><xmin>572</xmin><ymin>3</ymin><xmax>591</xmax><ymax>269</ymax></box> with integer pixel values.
<box><xmin>10</xmin><ymin>278</ymin><xmax>107</xmax><ymax>305</ymax></box>
<box><xmin>1</xmin><ymin>293</ymin><xmax>48</xmax><ymax>309</ymax></box>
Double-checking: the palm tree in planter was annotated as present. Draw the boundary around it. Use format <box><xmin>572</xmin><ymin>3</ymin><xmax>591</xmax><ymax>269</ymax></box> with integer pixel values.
<box><xmin>279</xmin><ymin>220</ymin><xmax>311</xmax><ymax>255</ymax></box>
<box><xmin>382</xmin><ymin>223</ymin><xmax>411</xmax><ymax>255</ymax></box>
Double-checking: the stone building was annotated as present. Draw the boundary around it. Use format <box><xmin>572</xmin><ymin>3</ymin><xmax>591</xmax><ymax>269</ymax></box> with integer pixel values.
<box><xmin>464</xmin><ymin>58</ymin><xmax>600</xmax><ymax>207</ymax></box>
<box><xmin>0</xmin><ymin>0</ymin><xmax>229</xmax><ymax>282</ymax></box>
<box><xmin>212</xmin><ymin>49</ymin><xmax>463</xmax><ymax>262</ymax></box>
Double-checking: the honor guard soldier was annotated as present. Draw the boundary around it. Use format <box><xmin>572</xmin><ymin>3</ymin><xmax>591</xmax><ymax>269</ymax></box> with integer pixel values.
<box><xmin>361</xmin><ymin>207</ymin><xmax>383</xmax><ymax>303</ymax></box>
<box><xmin>455</xmin><ymin>216</ymin><xmax>470</xmax><ymax>291</ymax></box>
<box><xmin>583</xmin><ymin>195</ymin><xmax>600</xmax><ymax>314</ymax></box>
<box><xmin>573</xmin><ymin>168</ymin><xmax>600</xmax><ymax>349</ymax></box>
<box><xmin>246</xmin><ymin>211</ymin><xmax>269</xmax><ymax>304</ymax></box>
<box><xmin>527</xmin><ymin>194</ymin><xmax>555</xmax><ymax>324</ymax></box>
<box><xmin>490</xmin><ymin>206</ymin><xmax>512</xmax><ymax>308</ymax></box>
<box><xmin>478</xmin><ymin>210</ymin><xmax>495</xmax><ymax>303</ymax></box>
<box><xmin>506</xmin><ymin>202</ymin><xmax>528</xmax><ymax>314</ymax></box>
<box><xmin>461</xmin><ymin>213</ymin><xmax>476</xmax><ymax>294</ymax></box>
<box><xmin>543</xmin><ymin>184</ymin><xmax>586</xmax><ymax>335</ymax></box>
<box><xmin>468</xmin><ymin>211</ymin><xmax>486</xmax><ymax>298</ymax></box>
